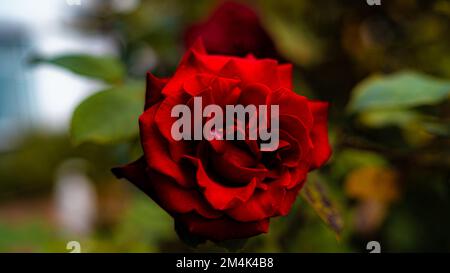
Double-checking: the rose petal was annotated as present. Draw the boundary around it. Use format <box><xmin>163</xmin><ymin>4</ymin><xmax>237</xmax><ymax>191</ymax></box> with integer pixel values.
<box><xmin>277</xmin><ymin>115</ymin><xmax>314</xmax><ymax>168</ymax></box>
<box><xmin>140</xmin><ymin>104</ymin><xmax>194</xmax><ymax>187</ymax></box>
<box><xmin>209</xmin><ymin>76</ymin><xmax>241</xmax><ymax>106</ymax></box>
<box><xmin>177</xmin><ymin>213</ymin><xmax>269</xmax><ymax>241</ymax></box>
<box><xmin>277</xmin><ymin>64</ymin><xmax>293</xmax><ymax>90</ymax></box>
<box><xmin>194</xmin><ymin>157</ymin><xmax>257</xmax><ymax>210</ymax></box>
<box><xmin>145</xmin><ymin>73</ymin><xmax>168</xmax><ymax>109</ymax></box>
<box><xmin>267</xmin><ymin>88</ymin><xmax>313</xmax><ymax>130</ymax></box>
<box><xmin>188</xmin><ymin>47</ymin><xmax>234</xmax><ymax>74</ymax></box>
<box><xmin>238</xmin><ymin>83</ymin><xmax>270</xmax><ymax>106</ymax></box>
<box><xmin>278</xmin><ymin>130</ymin><xmax>301</xmax><ymax>167</ymax></box>
<box><xmin>111</xmin><ymin>157</ymin><xmax>150</xmax><ymax>195</ymax></box>
<box><xmin>112</xmin><ymin>158</ymin><xmax>221</xmax><ymax>219</ymax></box>
<box><xmin>182</xmin><ymin>74</ymin><xmax>215</xmax><ymax>96</ymax></box>
<box><xmin>183</xmin><ymin>1</ymin><xmax>279</xmax><ymax>60</ymax></box>
<box><xmin>277</xmin><ymin>183</ymin><xmax>304</xmax><ymax>216</ymax></box>
<box><xmin>219</xmin><ymin>58</ymin><xmax>280</xmax><ymax>89</ymax></box>
<box><xmin>308</xmin><ymin>101</ymin><xmax>332</xmax><ymax>169</ymax></box>
<box><xmin>286</xmin><ymin>164</ymin><xmax>309</xmax><ymax>189</ymax></box>
<box><xmin>148</xmin><ymin>170</ymin><xmax>222</xmax><ymax>219</ymax></box>
<box><xmin>226</xmin><ymin>171</ymin><xmax>291</xmax><ymax>222</ymax></box>
<box><xmin>161</xmin><ymin>39</ymin><xmax>215</xmax><ymax>97</ymax></box>
<box><xmin>210</xmin><ymin>142</ymin><xmax>268</xmax><ymax>185</ymax></box>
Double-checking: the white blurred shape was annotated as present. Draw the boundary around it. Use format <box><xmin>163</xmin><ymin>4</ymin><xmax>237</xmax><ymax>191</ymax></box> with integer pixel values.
<box><xmin>54</xmin><ymin>159</ymin><xmax>97</xmax><ymax>237</ymax></box>
<box><xmin>111</xmin><ymin>0</ymin><xmax>140</xmax><ymax>13</ymax></box>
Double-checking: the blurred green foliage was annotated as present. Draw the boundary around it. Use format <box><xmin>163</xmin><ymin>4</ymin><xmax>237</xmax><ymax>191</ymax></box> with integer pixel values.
<box><xmin>71</xmin><ymin>81</ymin><xmax>145</xmax><ymax>145</ymax></box>
<box><xmin>348</xmin><ymin>71</ymin><xmax>450</xmax><ymax>113</ymax></box>
<box><xmin>0</xmin><ymin>133</ymin><xmax>122</xmax><ymax>200</ymax></box>
<box><xmin>33</xmin><ymin>54</ymin><xmax>126</xmax><ymax>84</ymax></box>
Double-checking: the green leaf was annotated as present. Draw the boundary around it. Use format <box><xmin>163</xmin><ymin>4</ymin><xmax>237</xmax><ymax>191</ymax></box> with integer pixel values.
<box><xmin>301</xmin><ymin>174</ymin><xmax>344</xmax><ymax>237</ymax></box>
<box><xmin>331</xmin><ymin>149</ymin><xmax>388</xmax><ymax>180</ymax></box>
<box><xmin>358</xmin><ymin>109</ymin><xmax>420</xmax><ymax>128</ymax></box>
<box><xmin>348</xmin><ymin>71</ymin><xmax>450</xmax><ymax>113</ymax></box>
<box><xmin>259</xmin><ymin>3</ymin><xmax>322</xmax><ymax>66</ymax></box>
<box><xmin>113</xmin><ymin>192</ymin><xmax>175</xmax><ymax>252</ymax></box>
<box><xmin>422</xmin><ymin>121</ymin><xmax>450</xmax><ymax>137</ymax></box>
<box><xmin>71</xmin><ymin>82</ymin><xmax>145</xmax><ymax>145</ymax></box>
<box><xmin>36</xmin><ymin>54</ymin><xmax>125</xmax><ymax>83</ymax></box>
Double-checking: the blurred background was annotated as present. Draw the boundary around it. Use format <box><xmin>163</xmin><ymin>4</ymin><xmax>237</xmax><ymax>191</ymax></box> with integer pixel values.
<box><xmin>0</xmin><ymin>0</ymin><xmax>449</xmax><ymax>252</ymax></box>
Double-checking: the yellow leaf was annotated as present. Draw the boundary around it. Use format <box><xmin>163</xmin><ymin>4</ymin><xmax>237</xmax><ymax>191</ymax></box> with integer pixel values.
<box><xmin>345</xmin><ymin>166</ymin><xmax>400</xmax><ymax>203</ymax></box>
<box><xmin>301</xmin><ymin>175</ymin><xmax>344</xmax><ymax>237</ymax></box>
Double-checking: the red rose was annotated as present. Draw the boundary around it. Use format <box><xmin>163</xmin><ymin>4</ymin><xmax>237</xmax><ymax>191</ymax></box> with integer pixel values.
<box><xmin>184</xmin><ymin>1</ymin><xmax>280</xmax><ymax>60</ymax></box>
<box><xmin>112</xmin><ymin>40</ymin><xmax>331</xmax><ymax>242</ymax></box>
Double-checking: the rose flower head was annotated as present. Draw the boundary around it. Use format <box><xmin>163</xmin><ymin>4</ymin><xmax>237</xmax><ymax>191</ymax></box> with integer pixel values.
<box><xmin>184</xmin><ymin>1</ymin><xmax>280</xmax><ymax>60</ymax></box>
<box><xmin>113</xmin><ymin>40</ymin><xmax>331</xmax><ymax>242</ymax></box>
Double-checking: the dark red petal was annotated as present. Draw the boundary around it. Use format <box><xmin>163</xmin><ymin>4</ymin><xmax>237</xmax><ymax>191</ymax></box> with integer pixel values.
<box><xmin>279</xmin><ymin>114</ymin><xmax>312</xmax><ymax>147</ymax></box>
<box><xmin>209</xmin><ymin>76</ymin><xmax>241</xmax><ymax>106</ymax></box>
<box><xmin>210</xmin><ymin>142</ymin><xmax>268</xmax><ymax>185</ymax></box>
<box><xmin>139</xmin><ymin>104</ymin><xmax>194</xmax><ymax>187</ymax></box>
<box><xmin>184</xmin><ymin>74</ymin><xmax>242</xmax><ymax>105</ymax></box>
<box><xmin>183</xmin><ymin>1</ymin><xmax>279</xmax><ymax>60</ymax></box>
<box><xmin>112</xmin><ymin>158</ymin><xmax>222</xmax><ymax>219</ymax></box>
<box><xmin>278</xmin><ymin>115</ymin><xmax>314</xmax><ymax>169</ymax></box>
<box><xmin>277</xmin><ymin>183</ymin><xmax>303</xmax><ymax>216</ymax></box>
<box><xmin>152</xmin><ymin>93</ymin><xmax>194</xmax><ymax>161</ymax></box>
<box><xmin>194</xmin><ymin>158</ymin><xmax>257</xmax><ymax>210</ymax></box>
<box><xmin>285</xmin><ymin>164</ymin><xmax>309</xmax><ymax>189</ymax></box>
<box><xmin>161</xmin><ymin>39</ymin><xmax>213</xmax><ymax>97</ymax></box>
<box><xmin>267</xmin><ymin>88</ymin><xmax>313</xmax><ymax>130</ymax></box>
<box><xmin>186</xmin><ymin>44</ymin><xmax>234</xmax><ymax>72</ymax></box>
<box><xmin>178</xmin><ymin>213</ymin><xmax>270</xmax><ymax>241</ymax></box>
<box><xmin>238</xmin><ymin>83</ymin><xmax>271</xmax><ymax>106</ymax></box>
<box><xmin>308</xmin><ymin>101</ymin><xmax>332</xmax><ymax>169</ymax></box>
<box><xmin>278</xmin><ymin>130</ymin><xmax>301</xmax><ymax>167</ymax></box>
<box><xmin>145</xmin><ymin>73</ymin><xmax>168</xmax><ymax>109</ymax></box>
<box><xmin>219</xmin><ymin>58</ymin><xmax>280</xmax><ymax>89</ymax></box>
<box><xmin>111</xmin><ymin>157</ymin><xmax>150</xmax><ymax>194</ymax></box>
<box><xmin>277</xmin><ymin>64</ymin><xmax>293</xmax><ymax>90</ymax></box>
<box><xmin>226</xmin><ymin>171</ymin><xmax>291</xmax><ymax>222</ymax></box>
<box><xmin>182</xmin><ymin>73</ymin><xmax>215</xmax><ymax>96</ymax></box>
<box><xmin>148</xmin><ymin>171</ymin><xmax>222</xmax><ymax>219</ymax></box>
